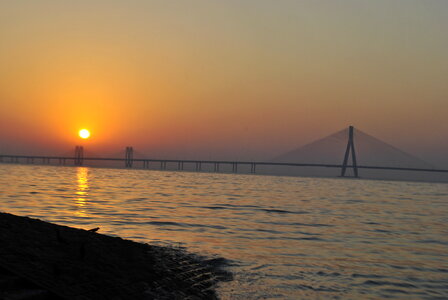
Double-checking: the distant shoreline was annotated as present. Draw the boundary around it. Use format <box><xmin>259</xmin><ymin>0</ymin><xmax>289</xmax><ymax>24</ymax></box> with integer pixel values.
<box><xmin>1</xmin><ymin>161</ymin><xmax>448</xmax><ymax>184</ymax></box>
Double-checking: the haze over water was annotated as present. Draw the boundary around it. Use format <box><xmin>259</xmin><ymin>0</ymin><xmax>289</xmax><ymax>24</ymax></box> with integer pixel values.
<box><xmin>1</xmin><ymin>1</ymin><xmax>448</xmax><ymax>167</ymax></box>
<box><xmin>1</xmin><ymin>164</ymin><xmax>447</xmax><ymax>299</ymax></box>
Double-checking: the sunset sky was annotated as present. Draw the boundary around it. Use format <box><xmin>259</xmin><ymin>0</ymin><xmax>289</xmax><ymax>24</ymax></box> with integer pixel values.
<box><xmin>1</xmin><ymin>1</ymin><xmax>447</xmax><ymax>165</ymax></box>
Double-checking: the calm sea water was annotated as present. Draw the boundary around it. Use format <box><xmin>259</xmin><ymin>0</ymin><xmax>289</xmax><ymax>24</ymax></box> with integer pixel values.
<box><xmin>0</xmin><ymin>164</ymin><xmax>447</xmax><ymax>299</ymax></box>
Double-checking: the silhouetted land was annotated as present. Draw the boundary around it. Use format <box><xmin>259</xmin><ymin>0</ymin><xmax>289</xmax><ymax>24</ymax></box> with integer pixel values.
<box><xmin>0</xmin><ymin>212</ymin><xmax>231</xmax><ymax>299</ymax></box>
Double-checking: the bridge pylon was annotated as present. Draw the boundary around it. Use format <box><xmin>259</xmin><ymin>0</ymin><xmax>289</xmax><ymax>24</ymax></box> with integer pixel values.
<box><xmin>75</xmin><ymin>146</ymin><xmax>84</xmax><ymax>166</ymax></box>
<box><xmin>125</xmin><ymin>147</ymin><xmax>134</xmax><ymax>168</ymax></box>
<box><xmin>341</xmin><ymin>126</ymin><xmax>359</xmax><ymax>177</ymax></box>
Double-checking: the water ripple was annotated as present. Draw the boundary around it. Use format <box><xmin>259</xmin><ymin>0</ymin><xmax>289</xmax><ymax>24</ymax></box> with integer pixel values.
<box><xmin>1</xmin><ymin>164</ymin><xmax>447</xmax><ymax>299</ymax></box>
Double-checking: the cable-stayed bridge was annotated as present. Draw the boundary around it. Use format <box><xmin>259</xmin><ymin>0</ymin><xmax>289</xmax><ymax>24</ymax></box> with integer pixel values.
<box><xmin>1</xmin><ymin>126</ymin><xmax>447</xmax><ymax>180</ymax></box>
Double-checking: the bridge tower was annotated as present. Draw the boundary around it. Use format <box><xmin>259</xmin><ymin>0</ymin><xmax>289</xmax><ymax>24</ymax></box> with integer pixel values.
<box><xmin>341</xmin><ymin>126</ymin><xmax>359</xmax><ymax>177</ymax></box>
<box><xmin>125</xmin><ymin>146</ymin><xmax>134</xmax><ymax>168</ymax></box>
<box><xmin>74</xmin><ymin>146</ymin><xmax>84</xmax><ymax>166</ymax></box>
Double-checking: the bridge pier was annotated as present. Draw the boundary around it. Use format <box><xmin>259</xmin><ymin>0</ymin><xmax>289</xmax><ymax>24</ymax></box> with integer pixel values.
<box><xmin>75</xmin><ymin>146</ymin><xmax>84</xmax><ymax>166</ymax></box>
<box><xmin>341</xmin><ymin>126</ymin><xmax>359</xmax><ymax>178</ymax></box>
<box><xmin>250</xmin><ymin>163</ymin><xmax>256</xmax><ymax>174</ymax></box>
<box><xmin>125</xmin><ymin>147</ymin><xmax>134</xmax><ymax>168</ymax></box>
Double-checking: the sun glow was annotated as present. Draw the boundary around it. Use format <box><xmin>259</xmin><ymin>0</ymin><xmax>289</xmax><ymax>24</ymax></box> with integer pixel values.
<box><xmin>79</xmin><ymin>129</ymin><xmax>91</xmax><ymax>139</ymax></box>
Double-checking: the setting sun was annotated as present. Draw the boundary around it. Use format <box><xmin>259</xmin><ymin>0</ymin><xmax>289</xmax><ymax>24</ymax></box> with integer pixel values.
<box><xmin>79</xmin><ymin>129</ymin><xmax>91</xmax><ymax>139</ymax></box>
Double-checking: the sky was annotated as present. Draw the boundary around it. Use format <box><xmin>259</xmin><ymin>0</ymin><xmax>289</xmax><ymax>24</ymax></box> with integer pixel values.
<box><xmin>1</xmin><ymin>0</ymin><xmax>447</xmax><ymax>165</ymax></box>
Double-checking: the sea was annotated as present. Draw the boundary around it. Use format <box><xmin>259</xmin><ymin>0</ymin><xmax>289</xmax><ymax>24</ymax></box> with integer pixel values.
<box><xmin>1</xmin><ymin>164</ymin><xmax>447</xmax><ymax>299</ymax></box>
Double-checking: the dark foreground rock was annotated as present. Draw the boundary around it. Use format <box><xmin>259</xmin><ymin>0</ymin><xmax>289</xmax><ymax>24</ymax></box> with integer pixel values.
<box><xmin>0</xmin><ymin>212</ymin><xmax>231</xmax><ymax>299</ymax></box>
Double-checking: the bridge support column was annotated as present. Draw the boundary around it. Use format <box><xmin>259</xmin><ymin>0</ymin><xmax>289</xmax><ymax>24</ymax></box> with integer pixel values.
<box><xmin>75</xmin><ymin>146</ymin><xmax>84</xmax><ymax>166</ymax></box>
<box><xmin>251</xmin><ymin>163</ymin><xmax>256</xmax><ymax>174</ymax></box>
<box><xmin>125</xmin><ymin>147</ymin><xmax>134</xmax><ymax>168</ymax></box>
<box><xmin>341</xmin><ymin>126</ymin><xmax>358</xmax><ymax>177</ymax></box>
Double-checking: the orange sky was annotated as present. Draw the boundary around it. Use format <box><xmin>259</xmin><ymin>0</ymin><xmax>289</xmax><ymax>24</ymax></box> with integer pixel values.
<box><xmin>1</xmin><ymin>1</ymin><xmax>447</xmax><ymax>165</ymax></box>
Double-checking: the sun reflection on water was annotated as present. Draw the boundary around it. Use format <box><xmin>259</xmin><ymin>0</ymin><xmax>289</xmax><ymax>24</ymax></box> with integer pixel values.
<box><xmin>75</xmin><ymin>167</ymin><xmax>89</xmax><ymax>217</ymax></box>
<box><xmin>2</xmin><ymin>165</ymin><xmax>448</xmax><ymax>299</ymax></box>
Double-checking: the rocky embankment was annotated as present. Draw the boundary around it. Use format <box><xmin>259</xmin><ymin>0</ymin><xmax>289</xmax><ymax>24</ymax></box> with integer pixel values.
<box><xmin>0</xmin><ymin>212</ymin><xmax>231</xmax><ymax>299</ymax></box>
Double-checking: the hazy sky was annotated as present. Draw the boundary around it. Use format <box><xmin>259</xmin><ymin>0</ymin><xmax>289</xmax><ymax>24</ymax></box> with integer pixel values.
<box><xmin>1</xmin><ymin>1</ymin><xmax>447</xmax><ymax>164</ymax></box>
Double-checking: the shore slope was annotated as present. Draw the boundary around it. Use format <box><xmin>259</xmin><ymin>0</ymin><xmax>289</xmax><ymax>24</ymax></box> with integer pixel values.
<box><xmin>0</xmin><ymin>212</ymin><xmax>231</xmax><ymax>299</ymax></box>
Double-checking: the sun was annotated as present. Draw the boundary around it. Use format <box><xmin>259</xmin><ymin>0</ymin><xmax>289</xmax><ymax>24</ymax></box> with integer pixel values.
<box><xmin>79</xmin><ymin>129</ymin><xmax>91</xmax><ymax>139</ymax></box>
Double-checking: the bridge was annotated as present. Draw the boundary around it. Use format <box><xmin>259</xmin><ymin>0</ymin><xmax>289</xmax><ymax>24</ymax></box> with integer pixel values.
<box><xmin>1</xmin><ymin>126</ymin><xmax>447</xmax><ymax>178</ymax></box>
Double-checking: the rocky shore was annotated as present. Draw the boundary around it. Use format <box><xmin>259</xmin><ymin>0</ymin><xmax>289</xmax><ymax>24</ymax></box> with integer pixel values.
<box><xmin>0</xmin><ymin>212</ymin><xmax>231</xmax><ymax>299</ymax></box>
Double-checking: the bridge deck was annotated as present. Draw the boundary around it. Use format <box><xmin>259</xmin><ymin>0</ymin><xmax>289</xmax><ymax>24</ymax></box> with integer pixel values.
<box><xmin>1</xmin><ymin>155</ymin><xmax>448</xmax><ymax>174</ymax></box>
